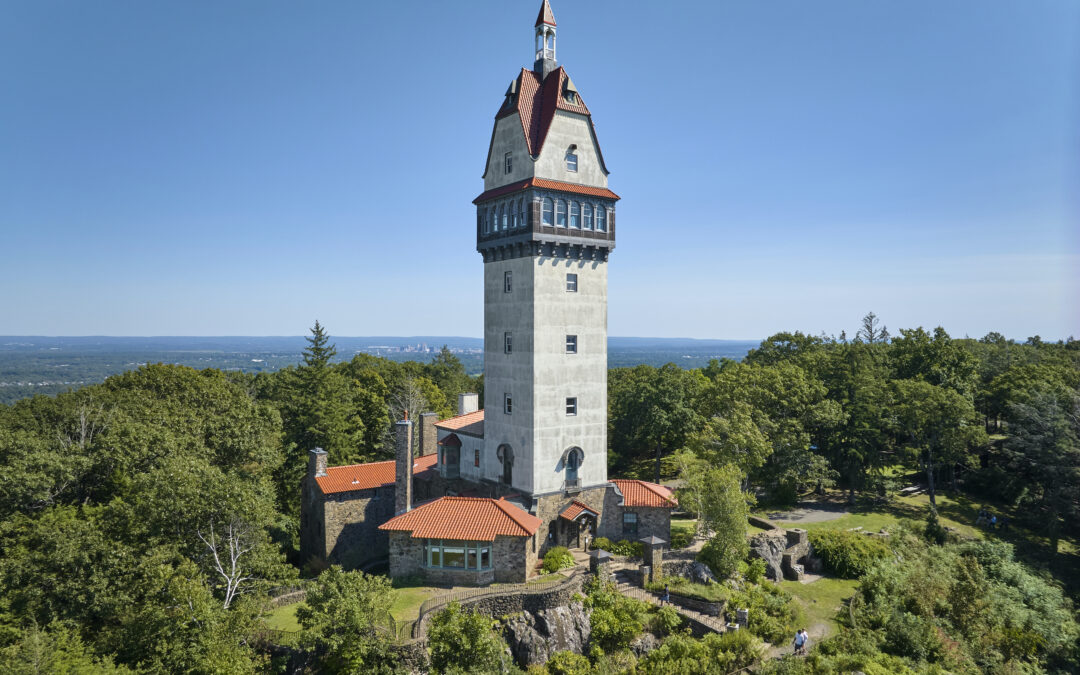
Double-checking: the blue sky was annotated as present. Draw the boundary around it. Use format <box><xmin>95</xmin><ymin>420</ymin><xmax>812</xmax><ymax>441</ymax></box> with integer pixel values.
<box><xmin>1</xmin><ymin>0</ymin><xmax>1077</xmax><ymax>341</ymax></box>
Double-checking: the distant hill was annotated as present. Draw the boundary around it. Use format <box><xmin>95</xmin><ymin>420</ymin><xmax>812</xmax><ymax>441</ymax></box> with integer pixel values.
<box><xmin>0</xmin><ymin>336</ymin><xmax>759</xmax><ymax>405</ymax></box>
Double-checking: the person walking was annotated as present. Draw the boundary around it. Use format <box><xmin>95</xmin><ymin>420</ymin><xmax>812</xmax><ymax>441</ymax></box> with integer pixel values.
<box><xmin>793</xmin><ymin>629</ymin><xmax>806</xmax><ymax>655</ymax></box>
<box><xmin>663</xmin><ymin>583</ymin><xmax>670</xmax><ymax>606</ymax></box>
<box><xmin>800</xmin><ymin>629</ymin><xmax>810</xmax><ymax>654</ymax></box>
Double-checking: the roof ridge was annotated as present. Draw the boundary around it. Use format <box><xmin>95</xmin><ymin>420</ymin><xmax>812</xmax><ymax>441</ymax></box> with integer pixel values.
<box><xmin>493</xmin><ymin>498</ymin><xmax>534</xmax><ymax>535</ymax></box>
<box><xmin>327</xmin><ymin>458</ymin><xmax>394</xmax><ymax>471</ymax></box>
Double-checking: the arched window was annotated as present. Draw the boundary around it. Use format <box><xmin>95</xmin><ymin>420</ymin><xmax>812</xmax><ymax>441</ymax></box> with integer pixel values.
<box><xmin>596</xmin><ymin>205</ymin><xmax>606</xmax><ymax>232</ymax></box>
<box><xmin>569</xmin><ymin>202</ymin><xmax>580</xmax><ymax>229</ymax></box>
<box><xmin>556</xmin><ymin>199</ymin><xmax>567</xmax><ymax>227</ymax></box>
<box><xmin>518</xmin><ymin>199</ymin><xmax>526</xmax><ymax>228</ymax></box>
<box><xmin>565</xmin><ymin>148</ymin><xmax>578</xmax><ymax>172</ymax></box>
<box><xmin>500</xmin><ymin>204</ymin><xmax>508</xmax><ymax>230</ymax></box>
<box><xmin>542</xmin><ymin>197</ymin><xmax>554</xmax><ymax>226</ymax></box>
<box><xmin>497</xmin><ymin>444</ymin><xmax>514</xmax><ymax>485</ymax></box>
<box><xmin>583</xmin><ymin>203</ymin><xmax>593</xmax><ymax>230</ymax></box>
<box><xmin>562</xmin><ymin>446</ymin><xmax>584</xmax><ymax>483</ymax></box>
<box><xmin>510</xmin><ymin>202</ymin><xmax>517</xmax><ymax>229</ymax></box>
<box><xmin>481</xmin><ymin>208</ymin><xmax>489</xmax><ymax>234</ymax></box>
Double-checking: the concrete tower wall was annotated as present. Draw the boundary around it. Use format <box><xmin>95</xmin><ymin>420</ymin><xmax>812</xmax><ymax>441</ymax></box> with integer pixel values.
<box><xmin>484</xmin><ymin>114</ymin><xmax>533</xmax><ymax>191</ymax></box>
<box><xmin>483</xmin><ymin>255</ymin><xmax>607</xmax><ymax>496</ymax></box>
<box><xmin>534</xmin><ymin>111</ymin><xmax>607</xmax><ymax>186</ymax></box>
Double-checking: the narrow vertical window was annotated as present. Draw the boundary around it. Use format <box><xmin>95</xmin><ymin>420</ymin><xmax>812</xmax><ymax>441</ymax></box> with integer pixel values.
<box><xmin>565</xmin><ymin>397</ymin><xmax>577</xmax><ymax>415</ymax></box>
<box><xmin>504</xmin><ymin>394</ymin><xmax>512</xmax><ymax>414</ymax></box>
<box><xmin>504</xmin><ymin>152</ymin><xmax>512</xmax><ymax>174</ymax></box>
<box><xmin>583</xmin><ymin>203</ymin><xmax>593</xmax><ymax>230</ymax></box>
<box><xmin>623</xmin><ymin>512</ymin><xmax>638</xmax><ymax>535</ymax></box>
<box><xmin>566</xmin><ymin>273</ymin><xmax>578</xmax><ymax>292</ymax></box>
<box><xmin>504</xmin><ymin>270</ymin><xmax>512</xmax><ymax>293</ymax></box>
<box><xmin>542</xmin><ymin>197</ymin><xmax>554</xmax><ymax>225</ymax></box>
<box><xmin>565</xmin><ymin>335</ymin><xmax>577</xmax><ymax>353</ymax></box>
<box><xmin>566</xmin><ymin>151</ymin><xmax>578</xmax><ymax>172</ymax></box>
<box><xmin>482</xmin><ymin>208</ymin><xmax>489</xmax><ymax>234</ymax></box>
<box><xmin>499</xmin><ymin>204</ymin><xmax>506</xmax><ymax>230</ymax></box>
<box><xmin>518</xmin><ymin>199</ymin><xmax>526</xmax><ymax>228</ymax></box>
<box><xmin>556</xmin><ymin>199</ymin><xmax>567</xmax><ymax>227</ymax></box>
<box><xmin>474</xmin><ymin>448</ymin><xmax>480</xmax><ymax>467</ymax></box>
<box><xmin>596</xmin><ymin>205</ymin><xmax>606</xmax><ymax>232</ymax></box>
<box><xmin>504</xmin><ymin>332</ymin><xmax>513</xmax><ymax>354</ymax></box>
<box><xmin>569</xmin><ymin>202</ymin><xmax>580</xmax><ymax>229</ymax></box>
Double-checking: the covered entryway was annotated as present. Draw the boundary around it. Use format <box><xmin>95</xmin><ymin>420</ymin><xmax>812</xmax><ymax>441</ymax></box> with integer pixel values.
<box><xmin>558</xmin><ymin>500</ymin><xmax>599</xmax><ymax>550</ymax></box>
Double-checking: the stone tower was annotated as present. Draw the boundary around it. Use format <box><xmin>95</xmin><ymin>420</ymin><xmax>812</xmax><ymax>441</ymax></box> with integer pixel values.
<box><xmin>474</xmin><ymin>0</ymin><xmax>619</xmax><ymax>499</ymax></box>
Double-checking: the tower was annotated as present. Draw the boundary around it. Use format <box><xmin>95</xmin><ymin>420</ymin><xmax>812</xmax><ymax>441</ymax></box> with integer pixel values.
<box><xmin>474</xmin><ymin>0</ymin><xmax>619</xmax><ymax>499</ymax></box>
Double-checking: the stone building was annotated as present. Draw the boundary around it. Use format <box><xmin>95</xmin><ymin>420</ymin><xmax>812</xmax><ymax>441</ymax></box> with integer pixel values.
<box><xmin>300</xmin><ymin>0</ymin><xmax>676</xmax><ymax>584</ymax></box>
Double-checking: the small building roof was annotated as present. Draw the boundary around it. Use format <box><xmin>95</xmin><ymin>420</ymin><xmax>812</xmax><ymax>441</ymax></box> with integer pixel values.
<box><xmin>434</xmin><ymin>409</ymin><xmax>485</xmax><ymax>437</ymax></box>
<box><xmin>315</xmin><ymin>454</ymin><xmax>438</xmax><ymax>495</ymax></box>
<box><xmin>610</xmin><ymin>479</ymin><xmax>678</xmax><ymax>508</ymax></box>
<box><xmin>639</xmin><ymin>535</ymin><xmax>667</xmax><ymax>547</ymax></box>
<box><xmin>590</xmin><ymin>549</ymin><xmax>612</xmax><ymax>561</ymax></box>
<box><xmin>438</xmin><ymin>433</ymin><xmax>461</xmax><ymax>447</ymax></box>
<box><xmin>378</xmin><ymin>496</ymin><xmax>542</xmax><ymax>541</ymax></box>
<box><xmin>559</xmin><ymin>500</ymin><xmax>599</xmax><ymax>522</ymax></box>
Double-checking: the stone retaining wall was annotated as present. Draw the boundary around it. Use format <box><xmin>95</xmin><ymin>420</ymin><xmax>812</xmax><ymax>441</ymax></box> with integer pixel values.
<box><xmin>748</xmin><ymin>515</ymin><xmax>779</xmax><ymax>530</ymax></box>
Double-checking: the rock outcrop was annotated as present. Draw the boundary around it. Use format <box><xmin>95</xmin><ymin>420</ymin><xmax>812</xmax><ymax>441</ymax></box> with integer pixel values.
<box><xmin>661</xmin><ymin>560</ymin><xmax>718</xmax><ymax>585</ymax></box>
<box><xmin>503</xmin><ymin>602</ymin><xmax>591</xmax><ymax>667</ymax></box>
<box><xmin>629</xmin><ymin>632</ymin><xmax>660</xmax><ymax>657</ymax></box>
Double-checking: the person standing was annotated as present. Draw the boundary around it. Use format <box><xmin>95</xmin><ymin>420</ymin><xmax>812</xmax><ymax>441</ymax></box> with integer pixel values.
<box><xmin>663</xmin><ymin>583</ymin><xmax>670</xmax><ymax>606</ymax></box>
<box><xmin>793</xmin><ymin>629</ymin><xmax>806</xmax><ymax>655</ymax></box>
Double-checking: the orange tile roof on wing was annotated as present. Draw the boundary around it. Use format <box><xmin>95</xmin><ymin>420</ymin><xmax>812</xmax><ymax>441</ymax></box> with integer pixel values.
<box><xmin>315</xmin><ymin>453</ymin><xmax>438</xmax><ymax>495</ymax></box>
<box><xmin>559</xmin><ymin>500</ymin><xmax>599</xmax><ymax>522</ymax></box>
<box><xmin>434</xmin><ymin>409</ymin><xmax>485</xmax><ymax>437</ymax></box>
<box><xmin>611</xmin><ymin>479</ymin><xmax>678</xmax><ymax>508</ymax></box>
<box><xmin>378</xmin><ymin>496</ymin><xmax>542</xmax><ymax>541</ymax></box>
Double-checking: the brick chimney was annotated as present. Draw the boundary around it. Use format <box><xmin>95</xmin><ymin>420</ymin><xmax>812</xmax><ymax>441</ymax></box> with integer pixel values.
<box><xmin>394</xmin><ymin>419</ymin><xmax>414</xmax><ymax>514</ymax></box>
<box><xmin>458</xmin><ymin>392</ymin><xmax>479</xmax><ymax>416</ymax></box>
<box><xmin>418</xmin><ymin>412</ymin><xmax>439</xmax><ymax>456</ymax></box>
<box><xmin>309</xmin><ymin>447</ymin><xmax>328</xmax><ymax>478</ymax></box>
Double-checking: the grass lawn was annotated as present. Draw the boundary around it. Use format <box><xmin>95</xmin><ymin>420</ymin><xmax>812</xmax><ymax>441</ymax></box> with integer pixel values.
<box><xmin>389</xmin><ymin>584</ymin><xmax>442</xmax><ymax>621</ymax></box>
<box><xmin>780</xmin><ymin>577</ymin><xmax>859</xmax><ymax>636</ymax></box>
<box><xmin>264</xmin><ymin>603</ymin><xmax>301</xmax><ymax>632</ymax></box>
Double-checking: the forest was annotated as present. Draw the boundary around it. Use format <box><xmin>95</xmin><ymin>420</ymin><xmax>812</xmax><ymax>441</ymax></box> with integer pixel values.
<box><xmin>0</xmin><ymin>316</ymin><xmax>1076</xmax><ymax>673</ymax></box>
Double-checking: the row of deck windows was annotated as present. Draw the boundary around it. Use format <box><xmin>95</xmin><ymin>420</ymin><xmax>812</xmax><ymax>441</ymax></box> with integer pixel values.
<box><xmin>425</xmin><ymin>539</ymin><xmax>492</xmax><ymax>570</ymax></box>
<box><xmin>480</xmin><ymin>199</ymin><xmax>609</xmax><ymax>234</ymax></box>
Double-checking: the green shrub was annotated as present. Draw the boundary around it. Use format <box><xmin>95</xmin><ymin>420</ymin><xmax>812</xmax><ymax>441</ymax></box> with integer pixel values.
<box><xmin>698</xmin><ymin>535</ymin><xmax>744</xmax><ymax>580</ymax></box>
<box><xmin>645</xmin><ymin>577</ymin><xmax>728</xmax><ymax>603</ymax></box>
<box><xmin>745</xmin><ymin>558</ymin><xmax>767</xmax><ymax>584</ymax></box>
<box><xmin>542</xmin><ymin>546</ymin><xmax>575</xmax><ymax>573</ymax></box>
<box><xmin>583</xmin><ymin>577</ymin><xmax>650</xmax><ymax>651</ymax></box>
<box><xmin>669</xmin><ymin>528</ymin><xmax>694</xmax><ymax>549</ymax></box>
<box><xmin>591</xmin><ymin>538</ymin><xmax>643</xmax><ymax>558</ymax></box>
<box><xmin>651</xmin><ymin>605</ymin><xmax>684</xmax><ymax>636</ymax></box>
<box><xmin>428</xmin><ymin>602</ymin><xmax>507</xmax><ymax>674</ymax></box>
<box><xmin>545</xmin><ymin>650</ymin><xmax>591</xmax><ymax>675</ymax></box>
<box><xmin>727</xmin><ymin>583</ymin><xmax>798</xmax><ymax>644</ymax></box>
<box><xmin>809</xmin><ymin>529</ymin><xmax>891</xmax><ymax>579</ymax></box>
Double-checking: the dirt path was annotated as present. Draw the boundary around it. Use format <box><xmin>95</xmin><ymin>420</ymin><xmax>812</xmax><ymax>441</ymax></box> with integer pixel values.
<box><xmin>763</xmin><ymin>497</ymin><xmax>852</xmax><ymax>524</ymax></box>
<box><xmin>766</xmin><ymin>620</ymin><xmax>832</xmax><ymax>660</ymax></box>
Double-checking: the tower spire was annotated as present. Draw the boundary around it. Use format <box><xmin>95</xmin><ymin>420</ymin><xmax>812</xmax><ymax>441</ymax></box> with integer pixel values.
<box><xmin>533</xmin><ymin>0</ymin><xmax>557</xmax><ymax>79</ymax></box>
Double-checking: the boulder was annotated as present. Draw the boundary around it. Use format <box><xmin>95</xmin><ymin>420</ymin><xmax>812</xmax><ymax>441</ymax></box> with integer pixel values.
<box><xmin>503</xmin><ymin>602</ymin><xmax>591</xmax><ymax>667</ymax></box>
<box><xmin>748</xmin><ymin>532</ymin><xmax>788</xmax><ymax>582</ymax></box>
<box><xmin>629</xmin><ymin>632</ymin><xmax>661</xmax><ymax>657</ymax></box>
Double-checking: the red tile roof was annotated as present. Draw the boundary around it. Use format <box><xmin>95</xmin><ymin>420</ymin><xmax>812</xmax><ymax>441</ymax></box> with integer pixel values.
<box><xmin>495</xmin><ymin>67</ymin><xmax>604</xmax><ymax>169</ymax></box>
<box><xmin>473</xmin><ymin>177</ymin><xmax>620</xmax><ymax>204</ymax></box>
<box><xmin>559</xmin><ymin>500</ymin><xmax>599</xmax><ymax>522</ymax></box>
<box><xmin>611</xmin><ymin>480</ymin><xmax>678</xmax><ymax>508</ymax></box>
<box><xmin>434</xmin><ymin>409</ymin><xmax>485</xmax><ymax>437</ymax></box>
<box><xmin>315</xmin><ymin>454</ymin><xmax>439</xmax><ymax>495</ymax></box>
<box><xmin>378</xmin><ymin>496</ymin><xmax>542</xmax><ymax>541</ymax></box>
<box><xmin>535</xmin><ymin>0</ymin><xmax>556</xmax><ymax>27</ymax></box>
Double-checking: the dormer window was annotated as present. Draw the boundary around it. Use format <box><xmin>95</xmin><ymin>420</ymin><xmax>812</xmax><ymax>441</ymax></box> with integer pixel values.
<box><xmin>565</xmin><ymin>146</ymin><xmax>578</xmax><ymax>172</ymax></box>
<box><xmin>504</xmin><ymin>152</ymin><xmax>513</xmax><ymax>174</ymax></box>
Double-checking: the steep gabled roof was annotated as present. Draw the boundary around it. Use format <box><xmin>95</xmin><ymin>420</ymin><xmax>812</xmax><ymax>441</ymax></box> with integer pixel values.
<box><xmin>610</xmin><ymin>479</ymin><xmax>678</xmax><ymax>508</ymax></box>
<box><xmin>377</xmin><ymin>496</ymin><xmax>542</xmax><ymax>541</ymax></box>
<box><xmin>495</xmin><ymin>67</ymin><xmax>604</xmax><ymax>170</ymax></box>
<box><xmin>559</xmin><ymin>500</ymin><xmax>599</xmax><ymax>522</ymax></box>
<box><xmin>434</xmin><ymin>409</ymin><xmax>484</xmax><ymax>437</ymax></box>
<box><xmin>315</xmin><ymin>454</ymin><xmax>439</xmax><ymax>495</ymax></box>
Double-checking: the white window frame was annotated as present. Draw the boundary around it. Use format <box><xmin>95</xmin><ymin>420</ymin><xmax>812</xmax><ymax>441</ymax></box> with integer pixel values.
<box><xmin>504</xmin><ymin>270</ymin><xmax>512</xmax><ymax>293</ymax></box>
<box><xmin>504</xmin><ymin>152</ymin><xmax>512</xmax><ymax>174</ymax></box>
<box><xmin>596</xmin><ymin>205</ymin><xmax>606</xmax><ymax>232</ymax></box>
<box><xmin>566</xmin><ymin>273</ymin><xmax>578</xmax><ymax>292</ymax></box>
<box><xmin>565</xmin><ymin>335</ymin><xmax>577</xmax><ymax>354</ymax></box>
<box><xmin>565</xmin><ymin>397</ymin><xmax>577</xmax><ymax>416</ymax></box>
<box><xmin>566</xmin><ymin>151</ymin><xmax>578</xmax><ymax>172</ymax></box>
<box><xmin>504</xmin><ymin>393</ymin><xmax>512</xmax><ymax>414</ymax></box>
<box><xmin>569</xmin><ymin>201</ymin><xmax>580</xmax><ymax>229</ymax></box>
<box><xmin>583</xmin><ymin>203</ymin><xmax>592</xmax><ymax>230</ymax></box>
<box><xmin>504</xmin><ymin>331</ymin><xmax>513</xmax><ymax>354</ymax></box>
<box><xmin>542</xmin><ymin>197</ymin><xmax>554</xmax><ymax>225</ymax></box>
<box><xmin>556</xmin><ymin>199</ymin><xmax>567</xmax><ymax>227</ymax></box>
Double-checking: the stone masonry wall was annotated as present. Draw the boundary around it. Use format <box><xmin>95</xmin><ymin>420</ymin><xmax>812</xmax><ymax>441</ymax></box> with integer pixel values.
<box><xmin>323</xmin><ymin>484</ymin><xmax>395</xmax><ymax>569</ymax></box>
<box><xmin>388</xmin><ymin>532</ymin><xmax>534</xmax><ymax>586</ymax></box>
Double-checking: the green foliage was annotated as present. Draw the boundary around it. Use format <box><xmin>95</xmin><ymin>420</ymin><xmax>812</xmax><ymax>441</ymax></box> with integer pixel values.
<box><xmin>808</xmin><ymin>529</ymin><xmax>891</xmax><ymax>579</ymax></box>
<box><xmin>924</xmin><ymin>507</ymin><xmax>948</xmax><ymax>545</ymax></box>
<box><xmin>542</xmin><ymin>546</ymin><xmax>575</xmax><ymax>574</ymax></box>
<box><xmin>677</xmin><ymin>457</ymin><xmax>750</xmax><ymax>580</ymax></box>
<box><xmin>590</xmin><ymin>538</ymin><xmax>643</xmax><ymax>558</ymax></box>
<box><xmin>428</xmin><ymin>602</ymin><xmax>506</xmax><ymax>674</ymax></box>
<box><xmin>650</xmin><ymin>605</ymin><xmax>684</xmax><ymax>636</ymax></box>
<box><xmin>0</xmin><ymin>622</ymin><xmax>132</xmax><ymax>674</ymax></box>
<box><xmin>544</xmin><ymin>650</ymin><xmax>592</xmax><ymax>675</ymax></box>
<box><xmin>582</xmin><ymin>578</ymin><xmax>650</xmax><ymax>652</ymax></box>
<box><xmin>646</xmin><ymin>577</ymin><xmax>728</xmax><ymax>603</ymax></box>
<box><xmin>637</xmin><ymin>630</ymin><xmax>765</xmax><ymax>674</ymax></box>
<box><xmin>727</xmin><ymin>583</ymin><xmax>798</xmax><ymax>644</ymax></box>
<box><xmin>296</xmin><ymin>567</ymin><xmax>398</xmax><ymax>674</ymax></box>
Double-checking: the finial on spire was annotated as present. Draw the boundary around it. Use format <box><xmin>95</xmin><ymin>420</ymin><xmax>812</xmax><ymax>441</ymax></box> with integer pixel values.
<box><xmin>533</xmin><ymin>0</ymin><xmax>557</xmax><ymax>78</ymax></box>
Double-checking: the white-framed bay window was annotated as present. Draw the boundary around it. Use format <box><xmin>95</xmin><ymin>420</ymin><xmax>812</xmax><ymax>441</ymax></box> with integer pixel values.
<box><xmin>425</xmin><ymin>539</ymin><xmax>492</xmax><ymax>570</ymax></box>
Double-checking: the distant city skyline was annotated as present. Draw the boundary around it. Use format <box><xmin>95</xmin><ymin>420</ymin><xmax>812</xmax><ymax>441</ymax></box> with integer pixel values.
<box><xmin>2</xmin><ymin>0</ymin><xmax>1077</xmax><ymax>341</ymax></box>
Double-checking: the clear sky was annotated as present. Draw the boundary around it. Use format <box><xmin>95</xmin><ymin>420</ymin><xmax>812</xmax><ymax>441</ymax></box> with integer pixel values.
<box><xmin>2</xmin><ymin>0</ymin><xmax>1077</xmax><ymax>341</ymax></box>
